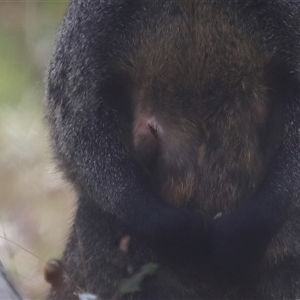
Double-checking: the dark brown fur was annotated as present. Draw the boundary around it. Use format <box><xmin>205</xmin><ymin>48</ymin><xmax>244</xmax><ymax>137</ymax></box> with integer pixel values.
<box><xmin>124</xmin><ymin>2</ymin><xmax>273</xmax><ymax>216</ymax></box>
<box><xmin>46</xmin><ymin>0</ymin><xmax>300</xmax><ymax>299</ymax></box>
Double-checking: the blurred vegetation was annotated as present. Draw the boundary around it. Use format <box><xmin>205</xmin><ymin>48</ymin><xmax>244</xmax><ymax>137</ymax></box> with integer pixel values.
<box><xmin>0</xmin><ymin>1</ymin><xmax>75</xmax><ymax>299</ymax></box>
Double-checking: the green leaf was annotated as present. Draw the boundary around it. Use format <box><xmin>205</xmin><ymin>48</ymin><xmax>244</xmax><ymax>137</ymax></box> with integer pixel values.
<box><xmin>118</xmin><ymin>263</ymin><xmax>159</xmax><ymax>294</ymax></box>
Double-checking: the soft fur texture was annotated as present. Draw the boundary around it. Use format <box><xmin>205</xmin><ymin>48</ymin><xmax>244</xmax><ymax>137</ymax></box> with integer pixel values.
<box><xmin>46</xmin><ymin>1</ymin><xmax>300</xmax><ymax>299</ymax></box>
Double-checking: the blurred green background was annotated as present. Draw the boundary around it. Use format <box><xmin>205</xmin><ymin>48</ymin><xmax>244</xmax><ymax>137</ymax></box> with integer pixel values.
<box><xmin>0</xmin><ymin>1</ymin><xmax>75</xmax><ymax>298</ymax></box>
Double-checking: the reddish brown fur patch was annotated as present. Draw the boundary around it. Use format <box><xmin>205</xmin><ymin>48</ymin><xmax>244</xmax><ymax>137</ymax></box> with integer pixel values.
<box><xmin>121</xmin><ymin>1</ymin><xmax>271</xmax><ymax>210</ymax></box>
<box><xmin>162</xmin><ymin>171</ymin><xmax>196</xmax><ymax>207</ymax></box>
<box><xmin>125</xmin><ymin>4</ymin><xmax>269</xmax><ymax>93</ymax></box>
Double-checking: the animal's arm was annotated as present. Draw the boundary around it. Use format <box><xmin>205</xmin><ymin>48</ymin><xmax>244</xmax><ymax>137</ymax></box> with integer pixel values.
<box><xmin>207</xmin><ymin>0</ymin><xmax>300</xmax><ymax>275</ymax></box>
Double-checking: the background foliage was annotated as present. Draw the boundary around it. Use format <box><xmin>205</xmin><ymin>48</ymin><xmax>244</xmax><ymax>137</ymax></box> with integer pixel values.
<box><xmin>0</xmin><ymin>1</ymin><xmax>74</xmax><ymax>298</ymax></box>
